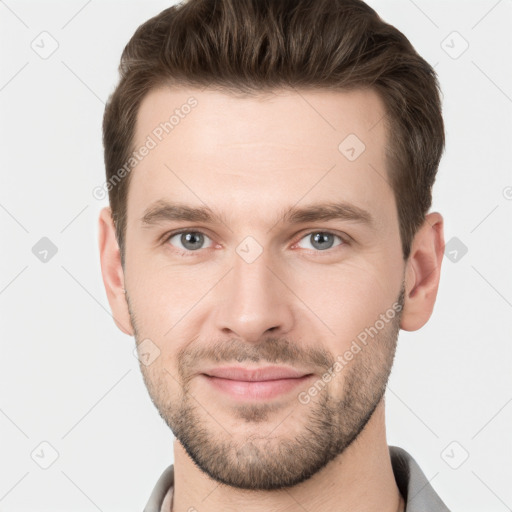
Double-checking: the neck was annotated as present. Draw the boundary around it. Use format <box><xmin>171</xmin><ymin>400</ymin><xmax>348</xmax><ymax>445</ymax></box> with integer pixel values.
<box><xmin>171</xmin><ymin>400</ymin><xmax>403</xmax><ymax>512</ymax></box>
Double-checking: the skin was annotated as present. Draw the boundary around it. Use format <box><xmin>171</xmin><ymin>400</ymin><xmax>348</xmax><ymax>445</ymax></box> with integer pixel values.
<box><xmin>98</xmin><ymin>86</ymin><xmax>444</xmax><ymax>512</ymax></box>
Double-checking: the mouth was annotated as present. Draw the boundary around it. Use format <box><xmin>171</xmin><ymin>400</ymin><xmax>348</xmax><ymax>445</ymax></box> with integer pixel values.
<box><xmin>200</xmin><ymin>366</ymin><xmax>315</xmax><ymax>400</ymax></box>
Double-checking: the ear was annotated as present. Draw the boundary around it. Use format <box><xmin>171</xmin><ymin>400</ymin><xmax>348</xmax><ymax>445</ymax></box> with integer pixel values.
<box><xmin>400</xmin><ymin>212</ymin><xmax>445</xmax><ymax>331</ymax></box>
<box><xmin>98</xmin><ymin>206</ymin><xmax>134</xmax><ymax>336</ymax></box>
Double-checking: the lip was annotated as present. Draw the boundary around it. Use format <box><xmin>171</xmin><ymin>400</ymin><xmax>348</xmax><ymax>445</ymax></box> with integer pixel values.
<box><xmin>201</xmin><ymin>366</ymin><xmax>314</xmax><ymax>401</ymax></box>
<box><xmin>203</xmin><ymin>365</ymin><xmax>311</xmax><ymax>381</ymax></box>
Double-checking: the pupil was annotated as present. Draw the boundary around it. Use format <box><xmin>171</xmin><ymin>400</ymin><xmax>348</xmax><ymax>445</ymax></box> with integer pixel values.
<box><xmin>183</xmin><ymin>232</ymin><xmax>203</xmax><ymax>250</ymax></box>
<box><xmin>313</xmin><ymin>232</ymin><xmax>332</xmax><ymax>250</ymax></box>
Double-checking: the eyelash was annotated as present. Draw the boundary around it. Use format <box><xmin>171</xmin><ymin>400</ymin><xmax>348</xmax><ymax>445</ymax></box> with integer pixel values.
<box><xmin>161</xmin><ymin>229</ymin><xmax>350</xmax><ymax>257</ymax></box>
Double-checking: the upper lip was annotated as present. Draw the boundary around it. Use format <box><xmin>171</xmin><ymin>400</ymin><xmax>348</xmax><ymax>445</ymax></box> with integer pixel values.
<box><xmin>203</xmin><ymin>366</ymin><xmax>312</xmax><ymax>381</ymax></box>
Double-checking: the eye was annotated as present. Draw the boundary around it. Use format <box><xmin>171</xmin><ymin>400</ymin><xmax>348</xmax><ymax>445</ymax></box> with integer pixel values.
<box><xmin>162</xmin><ymin>229</ymin><xmax>347</xmax><ymax>256</ymax></box>
<box><xmin>165</xmin><ymin>230</ymin><xmax>214</xmax><ymax>253</ymax></box>
<box><xmin>295</xmin><ymin>231</ymin><xmax>346</xmax><ymax>252</ymax></box>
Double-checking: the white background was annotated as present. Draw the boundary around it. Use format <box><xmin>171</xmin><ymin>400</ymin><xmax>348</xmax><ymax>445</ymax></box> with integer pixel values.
<box><xmin>0</xmin><ymin>0</ymin><xmax>511</xmax><ymax>510</ymax></box>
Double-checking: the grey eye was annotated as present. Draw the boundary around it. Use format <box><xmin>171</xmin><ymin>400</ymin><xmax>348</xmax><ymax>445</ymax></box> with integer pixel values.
<box><xmin>297</xmin><ymin>232</ymin><xmax>343</xmax><ymax>251</ymax></box>
<box><xmin>168</xmin><ymin>231</ymin><xmax>213</xmax><ymax>251</ymax></box>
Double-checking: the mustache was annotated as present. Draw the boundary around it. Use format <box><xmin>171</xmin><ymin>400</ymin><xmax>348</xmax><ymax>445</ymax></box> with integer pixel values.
<box><xmin>177</xmin><ymin>337</ymin><xmax>334</xmax><ymax>377</ymax></box>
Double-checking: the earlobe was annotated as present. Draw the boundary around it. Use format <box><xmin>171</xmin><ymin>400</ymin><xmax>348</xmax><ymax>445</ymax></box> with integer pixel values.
<box><xmin>400</xmin><ymin>212</ymin><xmax>445</xmax><ymax>331</ymax></box>
<box><xmin>98</xmin><ymin>207</ymin><xmax>134</xmax><ymax>336</ymax></box>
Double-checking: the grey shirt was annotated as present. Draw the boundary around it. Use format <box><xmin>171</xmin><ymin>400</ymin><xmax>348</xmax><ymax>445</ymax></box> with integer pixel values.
<box><xmin>143</xmin><ymin>445</ymin><xmax>451</xmax><ymax>512</ymax></box>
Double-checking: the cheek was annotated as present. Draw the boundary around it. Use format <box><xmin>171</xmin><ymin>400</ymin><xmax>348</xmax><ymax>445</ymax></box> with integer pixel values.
<box><xmin>126</xmin><ymin>249</ymin><xmax>209</xmax><ymax>331</ymax></box>
<box><xmin>288</xmin><ymin>258</ymin><xmax>398</xmax><ymax>347</ymax></box>
<box><xmin>127</xmin><ymin>239</ymin><xmax>401</xmax><ymax>357</ymax></box>
<box><xmin>139</xmin><ymin>357</ymin><xmax>182</xmax><ymax>413</ymax></box>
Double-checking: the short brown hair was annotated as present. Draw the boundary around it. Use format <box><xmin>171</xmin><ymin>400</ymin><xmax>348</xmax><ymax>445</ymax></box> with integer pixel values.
<box><xmin>103</xmin><ymin>0</ymin><xmax>444</xmax><ymax>264</ymax></box>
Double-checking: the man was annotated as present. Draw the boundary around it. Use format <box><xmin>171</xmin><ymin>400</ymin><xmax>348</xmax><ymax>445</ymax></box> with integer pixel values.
<box><xmin>98</xmin><ymin>0</ymin><xmax>450</xmax><ymax>510</ymax></box>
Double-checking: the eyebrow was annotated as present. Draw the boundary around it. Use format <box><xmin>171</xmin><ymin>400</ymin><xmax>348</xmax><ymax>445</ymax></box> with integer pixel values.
<box><xmin>140</xmin><ymin>199</ymin><xmax>375</xmax><ymax>230</ymax></box>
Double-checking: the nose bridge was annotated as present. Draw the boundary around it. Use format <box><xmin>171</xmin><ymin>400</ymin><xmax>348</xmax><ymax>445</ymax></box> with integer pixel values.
<box><xmin>233</xmin><ymin>246</ymin><xmax>273</xmax><ymax>302</ymax></box>
<box><xmin>214</xmin><ymin>243</ymin><xmax>294</xmax><ymax>341</ymax></box>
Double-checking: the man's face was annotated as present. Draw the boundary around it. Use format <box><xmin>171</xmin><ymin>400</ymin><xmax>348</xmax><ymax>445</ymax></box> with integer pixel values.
<box><xmin>123</xmin><ymin>86</ymin><xmax>406</xmax><ymax>489</ymax></box>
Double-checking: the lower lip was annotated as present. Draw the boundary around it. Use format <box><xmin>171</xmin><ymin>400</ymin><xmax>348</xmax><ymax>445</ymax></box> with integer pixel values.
<box><xmin>202</xmin><ymin>374</ymin><xmax>314</xmax><ymax>400</ymax></box>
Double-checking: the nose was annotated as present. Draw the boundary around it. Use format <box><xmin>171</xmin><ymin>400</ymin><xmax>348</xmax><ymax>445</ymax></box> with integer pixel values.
<box><xmin>213</xmin><ymin>249</ymin><xmax>295</xmax><ymax>343</ymax></box>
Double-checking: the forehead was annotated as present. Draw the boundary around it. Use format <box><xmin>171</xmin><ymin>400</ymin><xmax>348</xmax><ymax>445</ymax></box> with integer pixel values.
<box><xmin>133</xmin><ymin>85</ymin><xmax>387</xmax><ymax>150</ymax></box>
<box><xmin>127</xmin><ymin>85</ymin><xmax>393</xmax><ymax>230</ymax></box>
